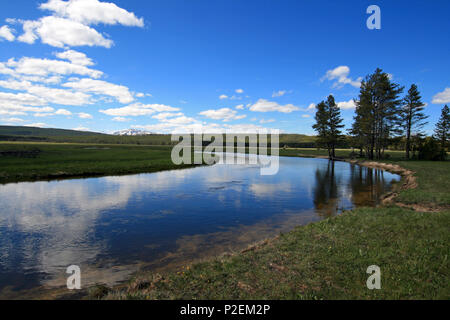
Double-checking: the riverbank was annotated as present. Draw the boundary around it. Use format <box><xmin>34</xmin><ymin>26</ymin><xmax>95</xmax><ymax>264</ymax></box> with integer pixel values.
<box><xmin>0</xmin><ymin>142</ymin><xmax>196</xmax><ymax>184</ymax></box>
<box><xmin>100</xmin><ymin>152</ymin><xmax>449</xmax><ymax>300</ymax></box>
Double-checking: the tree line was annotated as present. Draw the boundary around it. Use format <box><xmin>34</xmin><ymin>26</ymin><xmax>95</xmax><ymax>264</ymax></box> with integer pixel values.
<box><xmin>312</xmin><ymin>68</ymin><xmax>449</xmax><ymax>161</ymax></box>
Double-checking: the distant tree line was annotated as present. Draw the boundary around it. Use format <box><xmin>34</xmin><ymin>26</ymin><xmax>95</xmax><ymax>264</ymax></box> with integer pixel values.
<box><xmin>312</xmin><ymin>68</ymin><xmax>449</xmax><ymax>161</ymax></box>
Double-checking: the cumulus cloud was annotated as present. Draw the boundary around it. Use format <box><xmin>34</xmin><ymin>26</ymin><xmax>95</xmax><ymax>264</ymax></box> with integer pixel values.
<box><xmin>78</xmin><ymin>112</ymin><xmax>93</xmax><ymax>119</ymax></box>
<box><xmin>235</xmin><ymin>89</ymin><xmax>244</xmax><ymax>94</ymax></box>
<box><xmin>337</xmin><ymin>99</ymin><xmax>357</xmax><ymax>110</ymax></box>
<box><xmin>18</xmin><ymin>16</ymin><xmax>114</xmax><ymax>48</ymax></box>
<box><xmin>55</xmin><ymin>49</ymin><xmax>94</xmax><ymax>66</ymax></box>
<box><xmin>219</xmin><ymin>94</ymin><xmax>228</xmax><ymax>100</ymax></box>
<box><xmin>100</xmin><ymin>103</ymin><xmax>179</xmax><ymax>117</ymax></box>
<box><xmin>73</xmin><ymin>126</ymin><xmax>89</xmax><ymax>131</ymax></box>
<box><xmin>40</xmin><ymin>0</ymin><xmax>144</xmax><ymax>27</ymax></box>
<box><xmin>7</xmin><ymin>56</ymin><xmax>102</xmax><ymax>78</ymax></box>
<box><xmin>1</xmin><ymin>117</ymin><xmax>25</xmax><ymax>123</ymax></box>
<box><xmin>235</xmin><ymin>104</ymin><xmax>244</xmax><ymax>110</ymax></box>
<box><xmin>25</xmin><ymin>122</ymin><xmax>48</xmax><ymax>128</ymax></box>
<box><xmin>0</xmin><ymin>25</ymin><xmax>15</xmax><ymax>41</ymax></box>
<box><xmin>260</xmin><ymin>119</ymin><xmax>275</xmax><ymax>124</ymax></box>
<box><xmin>432</xmin><ymin>88</ymin><xmax>450</xmax><ymax>104</ymax></box>
<box><xmin>12</xmin><ymin>0</ymin><xmax>144</xmax><ymax>48</ymax></box>
<box><xmin>54</xmin><ymin>108</ymin><xmax>72</xmax><ymax>115</ymax></box>
<box><xmin>112</xmin><ymin>117</ymin><xmax>129</xmax><ymax>122</ymax></box>
<box><xmin>28</xmin><ymin>85</ymin><xmax>91</xmax><ymax>106</ymax></box>
<box><xmin>305</xmin><ymin>103</ymin><xmax>316</xmax><ymax>112</ymax></box>
<box><xmin>199</xmin><ymin>107</ymin><xmax>246</xmax><ymax>122</ymax></box>
<box><xmin>0</xmin><ymin>91</ymin><xmax>46</xmax><ymax>107</ymax></box>
<box><xmin>152</xmin><ymin>112</ymin><xmax>184</xmax><ymax>120</ymax></box>
<box><xmin>248</xmin><ymin>99</ymin><xmax>299</xmax><ymax>113</ymax></box>
<box><xmin>322</xmin><ymin>66</ymin><xmax>362</xmax><ymax>88</ymax></box>
<box><xmin>63</xmin><ymin>78</ymin><xmax>134</xmax><ymax>103</ymax></box>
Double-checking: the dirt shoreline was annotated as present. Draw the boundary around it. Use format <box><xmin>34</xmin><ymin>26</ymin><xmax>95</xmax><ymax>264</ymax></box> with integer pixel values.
<box><xmin>342</xmin><ymin>158</ymin><xmax>448</xmax><ymax>212</ymax></box>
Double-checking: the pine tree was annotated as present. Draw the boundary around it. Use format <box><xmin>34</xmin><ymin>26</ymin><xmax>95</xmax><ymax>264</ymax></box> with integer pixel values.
<box><xmin>312</xmin><ymin>95</ymin><xmax>344</xmax><ymax>159</ymax></box>
<box><xmin>353</xmin><ymin>68</ymin><xmax>403</xmax><ymax>160</ymax></box>
<box><xmin>434</xmin><ymin>105</ymin><xmax>450</xmax><ymax>150</ymax></box>
<box><xmin>326</xmin><ymin>95</ymin><xmax>344</xmax><ymax>158</ymax></box>
<box><xmin>401</xmin><ymin>84</ymin><xmax>428</xmax><ymax>159</ymax></box>
<box><xmin>312</xmin><ymin>101</ymin><xmax>330</xmax><ymax>156</ymax></box>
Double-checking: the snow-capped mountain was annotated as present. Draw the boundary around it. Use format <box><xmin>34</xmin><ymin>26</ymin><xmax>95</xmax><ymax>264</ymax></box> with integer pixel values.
<box><xmin>113</xmin><ymin>129</ymin><xmax>153</xmax><ymax>136</ymax></box>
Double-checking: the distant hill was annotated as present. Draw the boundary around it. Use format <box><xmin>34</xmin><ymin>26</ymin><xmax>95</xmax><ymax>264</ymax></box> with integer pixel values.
<box><xmin>0</xmin><ymin>125</ymin><xmax>321</xmax><ymax>147</ymax></box>
<box><xmin>0</xmin><ymin>126</ymin><xmax>105</xmax><ymax>137</ymax></box>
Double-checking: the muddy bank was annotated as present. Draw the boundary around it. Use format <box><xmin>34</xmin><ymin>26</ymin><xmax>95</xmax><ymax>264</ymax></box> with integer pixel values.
<box><xmin>346</xmin><ymin>160</ymin><xmax>448</xmax><ymax>212</ymax></box>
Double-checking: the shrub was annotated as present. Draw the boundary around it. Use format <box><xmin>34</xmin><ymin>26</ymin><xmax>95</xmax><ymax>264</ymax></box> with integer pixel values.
<box><xmin>418</xmin><ymin>138</ymin><xmax>447</xmax><ymax>161</ymax></box>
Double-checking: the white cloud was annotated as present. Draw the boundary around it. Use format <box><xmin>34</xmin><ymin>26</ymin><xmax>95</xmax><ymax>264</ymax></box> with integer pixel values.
<box><xmin>199</xmin><ymin>108</ymin><xmax>246</xmax><ymax>122</ymax></box>
<box><xmin>112</xmin><ymin>117</ymin><xmax>129</xmax><ymax>122</ymax></box>
<box><xmin>272</xmin><ymin>90</ymin><xmax>286</xmax><ymax>98</ymax></box>
<box><xmin>1</xmin><ymin>117</ymin><xmax>25</xmax><ymax>123</ymax></box>
<box><xmin>235</xmin><ymin>104</ymin><xmax>244</xmax><ymax>110</ymax></box>
<box><xmin>219</xmin><ymin>94</ymin><xmax>228</xmax><ymax>100</ymax></box>
<box><xmin>8</xmin><ymin>56</ymin><xmax>102</xmax><ymax>78</ymax></box>
<box><xmin>100</xmin><ymin>103</ymin><xmax>179</xmax><ymax>117</ymax></box>
<box><xmin>73</xmin><ymin>126</ymin><xmax>89</xmax><ymax>131</ymax></box>
<box><xmin>248</xmin><ymin>99</ymin><xmax>299</xmax><ymax>113</ymax></box>
<box><xmin>162</xmin><ymin>116</ymin><xmax>197</xmax><ymax>125</ymax></box>
<box><xmin>301</xmin><ymin>114</ymin><xmax>311</xmax><ymax>118</ymax></box>
<box><xmin>432</xmin><ymin>88</ymin><xmax>450</xmax><ymax>104</ymax></box>
<box><xmin>27</xmin><ymin>85</ymin><xmax>91</xmax><ymax>106</ymax></box>
<box><xmin>63</xmin><ymin>78</ymin><xmax>133</xmax><ymax>103</ymax></box>
<box><xmin>0</xmin><ymin>25</ymin><xmax>15</xmax><ymax>41</ymax></box>
<box><xmin>55</xmin><ymin>108</ymin><xmax>72</xmax><ymax>116</ymax></box>
<box><xmin>55</xmin><ymin>49</ymin><xmax>94</xmax><ymax>66</ymax></box>
<box><xmin>322</xmin><ymin>66</ymin><xmax>362</xmax><ymax>88</ymax></box>
<box><xmin>40</xmin><ymin>0</ymin><xmax>144</xmax><ymax>27</ymax></box>
<box><xmin>0</xmin><ymin>91</ymin><xmax>46</xmax><ymax>106</ymax></box>
<box><xmin>0</xmin><ymin>62</ymin><xmax>15</xmax><ymax>76</ymax></box>
<box><xmin>235</xmin><ymin>89</ymin><xmax>244</xmax><ymax>94</ymax></box>
<box><xmin>78</xmin><ymin>112</ymin><xmax>93</xmax><ymax>119</ymax></box>
<box><xmin>149</xmin><ymin>104</ymin><xmax>180</xmax><ymax>113</ymax></box>
<box><xmin>152</xmin><ymin>112</ymin><xmax>184</xmax><ymax>120</ymax></box>
<box><xmin>306</xmin><ymin>103</ymin><xmax>316</xmax><ymax>112</ymax></box>
<box><xmin>260</xmin><ymin>119</ymin><xmax>275</xmax><ymax>124</ymax></box>
<box><xmin>25</xmin><ymin>122</ymin><xmax>48</xmax><ymax>128</ymax></box>
<box><xmin>13</xmin><ymin>0</ymin><xmax>143</xmax><ymax>49</ymax></box>
<box><xmin>18</xmin><ymin>16</ymin><xmax>114</xmax><ymax>48</ymax></box>
<box><xmin>337</xmin><ymin>99</ymin><xmax>356</xmax><ymax>110</ymax></box>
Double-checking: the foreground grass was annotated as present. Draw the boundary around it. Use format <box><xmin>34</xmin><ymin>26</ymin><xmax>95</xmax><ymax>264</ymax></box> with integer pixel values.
<box><xmin>0</xmin><ymin>142</ymin><xmax>195</xmax><ymax>183</ymax></box>
<box><xmin>110</xmin><ymin>207</ymin><xmax>449</xmax><ymax>300</ymax></box>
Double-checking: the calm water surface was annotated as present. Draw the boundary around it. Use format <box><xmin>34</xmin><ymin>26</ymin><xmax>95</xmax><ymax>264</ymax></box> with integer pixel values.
<box><xmin>0</xmin><ymin>156</ymin><xmax>399</xmax><ymax>298</ymax></box>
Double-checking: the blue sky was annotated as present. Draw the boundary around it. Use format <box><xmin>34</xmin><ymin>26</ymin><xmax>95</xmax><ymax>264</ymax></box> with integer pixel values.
<box><xmin>0</xmin><ymin>0</ymin><xmax>449</xmax><ymax>134</ymax></box>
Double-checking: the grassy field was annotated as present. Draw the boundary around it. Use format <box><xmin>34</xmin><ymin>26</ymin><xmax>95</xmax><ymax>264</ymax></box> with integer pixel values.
<box><xmin>0</xmin><ymin>142</ymin><xmax>195</xmax><ymax>183</ymax></box>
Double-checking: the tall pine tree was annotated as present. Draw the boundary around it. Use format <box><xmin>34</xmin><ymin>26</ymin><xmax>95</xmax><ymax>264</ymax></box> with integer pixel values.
<box><xmin>326</xmin><ymin>95</ymin><xmax>344</xmax><ymax>158</ymax></box>
<box><xmin>352</xmin><ymin>68</ymin><xmax>403</xmax><ymax>160</ymax></box>
<box><xmin>401</xmin><ymin>84</ymin><xmax>428</xmax><ymax>159</ymax></box>
<box><xmin>312</xmin><ymin>95</ymin><xmax>344</xmax><ymax>159</ymax></box>
<box><xmin>434</xmin><ymin>105</ymin><xmax>450</xmax><ymax>150</ymax></box>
